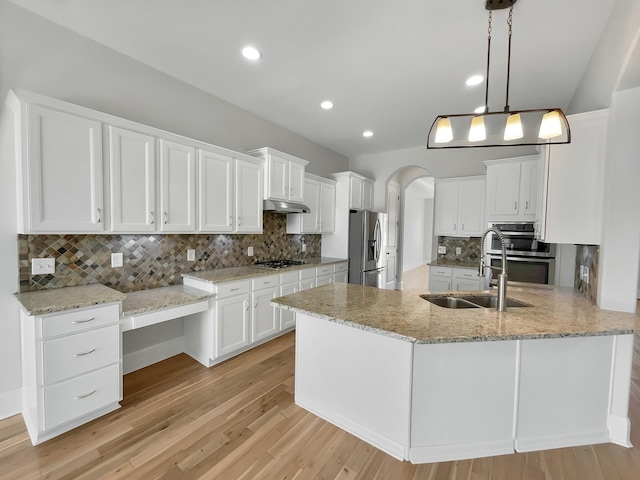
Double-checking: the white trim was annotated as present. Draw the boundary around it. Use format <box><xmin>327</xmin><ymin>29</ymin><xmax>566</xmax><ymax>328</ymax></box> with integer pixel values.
<box><xmin>410</xmin><ymin>439</ymin><xmax>514</xmax><ymax>464</ymax></box>
<box><xmin>122</xmin><ymin>336</ymin><xmax>185</xmax><ymax>375</ymax></box>
<box><xmin>0</xmin><ymin>388</ymin><xmax>21</xmax><ymax>420</ymax></box>
<box><xmin>608</xmin><ymin>414</ymin><xmax>633</xmax><ymax>447</ymax></box>
<box><xmin>296</xmin><ymin>395</ymin><xmax>407</xmax><ymax>461</ymax></box>
<box><xmin>515</xmin><ymin>429</ymin><xmax>610</xmax><ymax>453</ymax></box>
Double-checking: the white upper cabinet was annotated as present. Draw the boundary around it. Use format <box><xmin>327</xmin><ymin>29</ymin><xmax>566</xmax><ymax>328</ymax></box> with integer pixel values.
<box><xmin>362</xmin><ymin>178</ymin><xmax>374</xmax><ymax>210</ymax></box>
<box><xmin>286</xmin><ymin>174</ymin><xmax>336</xmax><ymax>234</ymax></box>
<box><xmin>434</xmin><ymin>177</ymin><xmax>486</xmax><ymax>237</ymax></box>
<box><xmin>343</xmin><ymin>172</ymin><xmax>374</xmax><ymax>211</ymax></box>
<box><xmin>13</xmin><ymin>100</ymin><xmax>104</xmax><ymax>233</ymax></box>
<box><xmin>485</xmin><ymin>156</ymin><xmax>539</xmax><ymax>222</ymax></box>
<box><xmin>159</xmin><ymin>139</ymin><xmax>196</xmax><ymax>233</ymax></box>
<box><xmin>108</xmin><ymin>126</ymin><xmax>156</xmax><ymax>232</ymax></box>
<box><xmin>536</xmin><ymin>110</ymin><xmax>608</xmax><ymax>244</ymax></box>
<box><xmin>235</xmin><ymin>156</ymin><xmax>263</xmax><ymax>233</ymax></box>
<box><xmin>247</xmin><ymin>148</ymin><xmax>308</xmax><ymax>203</ymax></box>
<box><xmin>198</xmin><ymin>149</ymin><xmax>234</xmax><ymax>233</ymax></box>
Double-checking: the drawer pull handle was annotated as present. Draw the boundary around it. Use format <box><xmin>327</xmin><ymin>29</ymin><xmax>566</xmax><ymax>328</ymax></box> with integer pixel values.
<box><xmin>263</xmin><ymin>281</ymin><xmax>272</xmax><ymax>284</ymax></box>
<box><xmin>74</xmin><ymin>390</ymin><xmax>96</xmax><ymax>400</ymax></box>
<box><xmin>72</xmin><ymin>317</ymin><xmax>95</xmax><ymax>324</ymax></box>
<box><xmin>73</xmin><ymin>349</ymin><xmax>96</xmax><ymax>357</ymax></box>
<box><xmin>230</xmin><ymin>288</ymin><xmax>240</xmax><ymax>292</ymax></box>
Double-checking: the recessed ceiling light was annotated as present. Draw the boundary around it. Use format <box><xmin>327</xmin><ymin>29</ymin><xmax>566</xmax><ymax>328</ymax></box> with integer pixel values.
<box><xmin>321</xmin><ymin>100</ymin><xmax>334</xmax><ymax>110</ymax></box>
<box><xmin>474</xmin><ymin>105</ymin><xmax>486</xmax><ymax>114</ymax></box>
<box><xmin>363</xmin><ymin>130</ymin><xmax>374</xmax><ymax>138</ymax></box>
<box><xmin>242</xmin><ymin>46</ymin><xmax>261</xmax><ymax>61</ymax></box>
<box><xmin>466</xmin><ymin>75</ymin><xmax>484</xmax><ymax>86</ymax></box>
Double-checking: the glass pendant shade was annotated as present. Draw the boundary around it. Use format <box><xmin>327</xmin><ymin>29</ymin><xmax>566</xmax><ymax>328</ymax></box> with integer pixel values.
<box><xmin>468</xmin><ymin>116</ymin><xmax>487</xmax><ymax>142</ymax></box>
<box><xmin>538</xmin><ymin>110</ymin><xmax>563</xmax><ymax>139</ymax></box>
<box><xmin>504</xmin><ymin>113</ymin><xmax>523</xmax><ymax>141</ymax></box>
<box><xmin>434</xmin><ymin>117</ymin><xmax>453</xmax><ymax>143</ymax></box>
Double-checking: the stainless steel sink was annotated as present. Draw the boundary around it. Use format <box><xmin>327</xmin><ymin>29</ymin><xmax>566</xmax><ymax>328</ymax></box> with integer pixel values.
<box><xmin>460</xmin><ymin>295</ymin><xmax>532</xmax><ymax>308</ymax></box>
<box><xmin>420</xmin><ymin>295</ymin><xmax>480</xmax><ymax>309</ymax></box>
<box><xmin>420</xmin><ymin>294</ymin><xmax>532</xmax><ymax>309</ymax></box>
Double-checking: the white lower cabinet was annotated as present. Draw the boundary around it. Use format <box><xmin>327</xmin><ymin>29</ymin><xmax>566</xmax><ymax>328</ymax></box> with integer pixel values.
<box><xmin>20</xmin><ymin>303</ymin><xmax>122</xmax><ymax>445</ymax></box>
<box><xmin>184</xmin><ymin>263</ymin><xmax>346</xmax><ymax>367</ymax></box>
<box><xmin>429</xmin><ymin>266</ymin><xmax>481</xmax><ymax>292</ymax></box>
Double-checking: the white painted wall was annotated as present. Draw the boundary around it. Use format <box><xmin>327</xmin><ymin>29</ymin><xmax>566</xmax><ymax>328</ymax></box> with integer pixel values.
<box><xmin>0</xmin><ymin>0</ymin><xmax>348</xmax><ymax>418</ymax></box>
<box><xmin>597</xmin><ymin>86</ymin><xmax>640</xmax><ymax>312</ymax></box>
<box><xmin>402</xmin><ymin>180</ymin><xmax>434</xmax><ymax>272</ymax></box>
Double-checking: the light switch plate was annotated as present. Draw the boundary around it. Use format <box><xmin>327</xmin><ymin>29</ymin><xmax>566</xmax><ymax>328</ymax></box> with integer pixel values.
<box><xmin>437</xmin><ymin>246</ymin><xmax>446</xmax><ymax>254</ymax></box>
<box><xmin>302</xmin><ymin>244</ymin><xmax>307</xmax><ymax>252</ymax></box>
<box><xmin>456</xmin><ymin>247</ymin><xmax>462</xmax><ymax>255</ymax></box>
<box><xmin>187</xmin><ymin>249</ymin><xmax>196</xmax><ymax>261</ymax></box>
<box><xmin>111</xmin><ymin>253</ymin><xmax>123</xmax><ymax>268</ymax></box>
<box><xmin>32</xmin><ymin>258</ymin><xmax>55</xmax><ymax>275</ymax></box>
<box><xmin>247</xmin><ymin>246</ymin><xmax>254</xmax><ymax>256</ymax></box>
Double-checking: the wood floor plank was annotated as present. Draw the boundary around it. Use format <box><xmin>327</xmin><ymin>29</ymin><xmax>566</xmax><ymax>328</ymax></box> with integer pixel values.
<box><xmin>1</xmin><ymin>329</ymin><xmax>639</xmax><ymax>479</ymax></box>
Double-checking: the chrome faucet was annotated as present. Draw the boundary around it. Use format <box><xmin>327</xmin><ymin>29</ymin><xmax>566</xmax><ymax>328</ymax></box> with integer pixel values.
<box><xmin>480</xmin><ymin>226</ymin><xmax>508</xmax><ymax>311</ymax></box>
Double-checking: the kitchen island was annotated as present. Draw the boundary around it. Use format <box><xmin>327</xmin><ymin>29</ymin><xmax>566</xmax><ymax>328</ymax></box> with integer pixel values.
<box><xmin>272</xmin><ymin>283</ymin><xmax>638</xmax><ymax>464</ymax></box>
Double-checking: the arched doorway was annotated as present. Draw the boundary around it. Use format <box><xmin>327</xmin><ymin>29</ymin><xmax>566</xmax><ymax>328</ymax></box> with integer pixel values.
<box><xmin>385</xmin><ymin>166</ymin><xmax>434</xmax><ymax>290</ymax></box>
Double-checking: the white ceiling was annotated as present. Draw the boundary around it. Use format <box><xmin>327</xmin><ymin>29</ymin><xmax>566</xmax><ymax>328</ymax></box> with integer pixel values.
<box><xmin>9</xmin><ymin>0</ymin><xmax>617</xmax><ymax>158</ymax></box>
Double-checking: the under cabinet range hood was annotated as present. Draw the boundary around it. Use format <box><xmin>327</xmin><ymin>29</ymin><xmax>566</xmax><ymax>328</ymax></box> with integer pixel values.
<box><xmin>263</xmin><ymin>199</ymin><xmax>310</xmax><ymax>213</ymax></box>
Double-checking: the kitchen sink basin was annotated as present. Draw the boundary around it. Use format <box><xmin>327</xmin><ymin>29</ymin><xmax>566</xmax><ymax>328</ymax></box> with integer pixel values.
<box><xmin>460</xmin><ymin>295</ymin><xmax>532</xmax><ymax>308</ymax></box>
<box><xmin>420</xmin><ymin>294</ymin><xmax>532</xmax><ymax>309</ymax></box>
<box><xmin>420</xmin><ymin>295</ymin><xmax>480</xmax><ymax>309</ymax></box>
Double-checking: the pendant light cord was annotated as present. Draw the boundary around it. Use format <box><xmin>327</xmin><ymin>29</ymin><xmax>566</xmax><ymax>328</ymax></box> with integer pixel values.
<box><xmin>484</xmin><ymin>11</ymin><xmax>492</xmax><ymax>113</ymax></box>
<box><xmin>504</xmin><ymin>6</ymin><xmax>513</xmax><ymax>112</ymax></box>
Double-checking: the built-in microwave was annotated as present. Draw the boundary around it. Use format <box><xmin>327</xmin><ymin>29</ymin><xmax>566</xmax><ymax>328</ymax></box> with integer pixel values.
<box><xmin>485</xmin><ymin>222</ymin><xmax>556</xmax><ymax>285</ymax></box>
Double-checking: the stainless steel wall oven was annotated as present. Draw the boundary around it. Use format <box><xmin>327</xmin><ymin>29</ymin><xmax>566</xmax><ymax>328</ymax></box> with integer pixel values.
<box><xmin>485</xmin><ymin>222</ymin><xmax>556</xmax><ymax>285</ymax></box>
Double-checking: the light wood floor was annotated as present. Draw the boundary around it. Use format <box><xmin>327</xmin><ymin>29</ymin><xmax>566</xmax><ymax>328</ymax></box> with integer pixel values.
<box><xmin>1</xmin><ymin>316</ymin><xmax>639</xmax><ymax>478</ymax></box>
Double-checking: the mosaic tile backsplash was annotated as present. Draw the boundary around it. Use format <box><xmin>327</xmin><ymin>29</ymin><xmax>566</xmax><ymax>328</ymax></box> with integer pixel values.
<box><xmin>436</xmin><ymin>237</ymin><xmax>482</xmax><ymax>263</ymax></box>
<box><xmin>575</xmin><ymin>244</ymin><xmax>599</xmax><ymax>304</ymax></box>
<box><xmin>19</xmin><ymin>213</ymin><xmax>321</xmax><ymax>293</ymax></box>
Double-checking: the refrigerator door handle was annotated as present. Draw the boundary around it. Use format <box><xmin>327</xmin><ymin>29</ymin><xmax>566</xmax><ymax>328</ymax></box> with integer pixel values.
<box><xmin>373</xmin><ymin>219</ymin><xmax>381</xmax><ymax>262</ymax></box>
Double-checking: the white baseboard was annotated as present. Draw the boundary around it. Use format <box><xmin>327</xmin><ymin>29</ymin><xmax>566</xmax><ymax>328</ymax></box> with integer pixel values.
<box><xmin>296</xmin><ymin>395</ymin><xmax>407</xmax><ymax>461</ymax></box>
<box><xmin>123</xmin><ymin>336</ymin><xmax>185</xmax><ymax>374</ymax></box>
<box><xmin>410</xmin><ymin>439</ymin><xmax>514</xmax><ymax>464</ymax></box>
<box><xmin>515</xmin><ymin>428</ymin><xmax>610</xmax><ymax>453</ymax></box>
<box><xmin>608</xmin><ymin>414</ymin><xmax>633</xmax><ymax>447</ymax></box>
<box><xmin>0</xmin><ymin>387</ymin><xmax>21</xmax><ymax>420</ymax></box>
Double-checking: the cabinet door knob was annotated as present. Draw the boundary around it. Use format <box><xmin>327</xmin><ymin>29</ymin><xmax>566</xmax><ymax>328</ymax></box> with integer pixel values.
<box><xmin>150</xmin><ymin>211</ymin><xmax>155</xmax><ymax>224</ymax></box>
<box><xmin>164</xmin><ymin>212</ymin><xmax>168</xmax><ymax>224</ymax></box>
<box><xmin>237</xmin><ymin>217</ymin><xmax>242</xmax><ymax>226</ymax></box>
<box><xmin>525</xmin><ymin>201</ymin><xmax>529</xmax><ymax>210</ymax></box>
<box><xmin>515</xmin><ymin>201</ymin><xmax>518</xmax><ymax>211</ymax></box>
<box><xmin>229</xmin><ymin>216</ymin><xmax>233</xmax><ymax>226</ymax></box>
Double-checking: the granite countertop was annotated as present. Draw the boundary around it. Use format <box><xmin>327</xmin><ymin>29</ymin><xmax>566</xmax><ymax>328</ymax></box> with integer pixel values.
<box><xmin>271</xmin><ymin>283</ymin><xmax>639</xmax><ymax>344</ymax></box>
<box><xmin>121</xmin><ymin>285</ymin><xmax>213</xmax><ymax>317</ymax></box>
<box><xmin>181</xmin><ymin>256</ymin><xmax>347</xmax><ymax>284</ymax></box>
<box><xmin>15</xmin><ymin>284</ymin><xmax>127</xmax><ymax>316</ymax></box>
<box><xmin>428</xmin><ymin>260</ymin><xmax>480</xmax><ymax>269</ymax></box>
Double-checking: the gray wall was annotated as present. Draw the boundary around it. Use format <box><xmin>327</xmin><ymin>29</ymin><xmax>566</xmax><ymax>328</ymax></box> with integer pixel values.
<box><xmin>0</xmin><ymin>0</ymin><xmax>348</xmax><ymax>415</ymax></box>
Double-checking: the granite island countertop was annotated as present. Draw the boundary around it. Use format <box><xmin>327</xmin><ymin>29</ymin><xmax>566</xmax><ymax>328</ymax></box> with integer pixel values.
<box><xmin>15</xmin><ymin>284</ymin><xmax>127</xmax><ymax>316</ymax></box>
<box><xmin>272</xmin><ymin>283</ymin><xmax>639</xmax><ymax>344</ymax></box>
<box><xmin>181</xmin><ymin>256</ymin><xmax>347</xmax><ymax>284</ymax></box>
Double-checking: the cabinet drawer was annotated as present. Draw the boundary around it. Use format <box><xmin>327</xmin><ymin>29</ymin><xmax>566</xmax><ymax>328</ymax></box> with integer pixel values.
<box><xmin>300</xmin><ymin>278</ymin><xmax>316</xmax><ymax>291</ymax></box>
<box><xmin>41</xmin><ymin>304</ymin><xmax>120</xmax><ymax>339</ymax></box>
<box><xmin>316</xmin><ymin>265</ymin><xmax>333</xmax><ymax>276</ymax></box>
<box><xmin>299</xmin><ymin>267</ymin><xmax>316</xmax><ymax>280</ymax></box>
<box><xmin>216</xmin><ymin>280</ymin><xmax>250</xmax><ymax>298</ymax></box>
<box><xmin>251</xmin><ymin>275</ymin><xmax>279</xmax><ymax>291</ymax></box>
<box><xmin>334</xmin><ymin>262</ymin><xmax>348</xmax><ymax>273</ymax></box>
<box><xmin>279</xmin><ymin>271</ymin><xmax>299</xmax><ymax>284</ymax></box>
<box><xmin>453</xmin><ymin>268</ymin><xmax>480</xmax><ymax>280</ymax></box>
<box><xmin>429</xmin><ymin>267</ymin><xmax>453</xmax><ymax>278</ymax></box>
<box><xmin>42</xmin><ymin>325</ymin><xmax>120</xmax><ymax>385</ymax></box>
<box><xmin>43</xmin><ymin>363</ymin><xmax>120</xmax><ymax>430</ymax></box>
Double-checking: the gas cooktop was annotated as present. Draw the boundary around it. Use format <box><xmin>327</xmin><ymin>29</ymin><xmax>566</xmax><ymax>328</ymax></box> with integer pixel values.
<box><xmin>254</xmin><ymin>260</ymin><xmax>307</xmax><ymax>270</ymax></box>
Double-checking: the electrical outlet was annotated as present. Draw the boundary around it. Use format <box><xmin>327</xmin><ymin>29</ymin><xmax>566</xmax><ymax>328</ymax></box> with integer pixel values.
<box><xmin>187</xmin><ymin>249</ymin><xmax>195</xmax><ymax>261</ymax></box>
<box><xmin>31</xmin><ymin>258</ymin><xmax>55</xmax><ymax>275</ymax></box>
<box><xmin>456</xmin><ymin>247</ymin><xmax>462</xmax><ymax>255</ymax></box>
<box><xmin>437</xmin><ymin>245</ymin><xmax>446</xmax><ymax>254</ymax></box>
<box><xmin>111</xmin><ymin>252</ymin><xmax>123</xmax><ymax>268</ymax></box>
<box><xmin>302</xmin><ymin>243</ymin><xmax>307</xmax><ymax>252</ymax></box>
<box><xmin>247</xmin><ymin>246</ymin><xmax>254</xmax><ymax>256</ymax></box>
<box><xmin>584</xmin><ymin>266</ymin><xmax>590</xmax><ymax>284</ymax></box>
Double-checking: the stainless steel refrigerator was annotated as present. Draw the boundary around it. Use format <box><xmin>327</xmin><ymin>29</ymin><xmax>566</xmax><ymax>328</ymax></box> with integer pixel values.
<box><xmin>348</xmin><ymin>211</ymin><xmax>387</xmax><ymax>288</ymax></box>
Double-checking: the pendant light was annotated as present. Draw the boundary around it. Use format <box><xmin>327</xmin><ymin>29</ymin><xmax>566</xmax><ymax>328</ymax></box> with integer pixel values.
<box><xmin>427</xmin><ymin>0</ymin><xmax>571</xmax><ymax>149</ymax></box>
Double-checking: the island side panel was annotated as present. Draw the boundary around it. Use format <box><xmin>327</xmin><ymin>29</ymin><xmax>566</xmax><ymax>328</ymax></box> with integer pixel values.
<box><xmin>515</xmin><ymin>335</ymin><xmax>614</xmax><ymax>452</ymax></box>
<box><xmin>410</xmin><ymin>340</ymin><xmax>518</xmax><ymax>463</ymax></box>
<box><xmin>608</xmin><ymin>334</ymin><xmax>634</xmax><ymax>447</ymax></box>
<box><xmin>294</xmin><ymin>313</ymin><xmax>413</xmax><ymax>461</ymax></box>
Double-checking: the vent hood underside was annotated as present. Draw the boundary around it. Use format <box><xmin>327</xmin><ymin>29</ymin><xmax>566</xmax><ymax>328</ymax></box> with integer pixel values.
<box><xmin>263</xmin><ymin>199</ymin><xmax>310</xmax><ymax>214</ymax></box>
